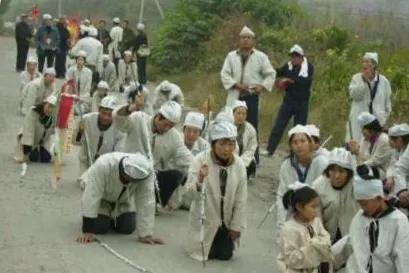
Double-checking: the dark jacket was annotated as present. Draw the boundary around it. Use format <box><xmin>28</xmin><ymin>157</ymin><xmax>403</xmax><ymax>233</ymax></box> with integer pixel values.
<box><xmin>97</xmin><ymin>28</ymin><xmax>111</xmax><ymax>47</ymax></box>
<box><xmin>134</xmin><ymin>31</ymin><xmax>148</xmax><ymax>55</ymax></box>
<box><xmin>15</xmin><ymin>21</ymin><xmax>33</xmax><ymax>46</ymax></box>
<box><xmin>36</xmin><ymin>24</ymin><xmax>60</xmax><ymax>51</ymax></box>
<box><xmin>56</xmin><ymin>23</ymin><xmax>71</xmax><ymax>52</ymax></box>
<box><xmin>277</xmin><ymin>61</ymin><xmax>314</xmax><ymax>103</ymax></box>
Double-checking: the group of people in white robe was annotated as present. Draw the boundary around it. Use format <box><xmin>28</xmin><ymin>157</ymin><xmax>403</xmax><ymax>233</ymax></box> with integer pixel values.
<box><xmin>12</xmin><ymin>22</ymin><xmax>409</xmax><ymax>273</ymax></box>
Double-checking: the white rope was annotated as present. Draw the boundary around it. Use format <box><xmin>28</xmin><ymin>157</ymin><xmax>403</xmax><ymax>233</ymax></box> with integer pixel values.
<box><xmin>96</xmin><ymin>238</ymin><xmax>154</xmax><ymax>273</ymax></box>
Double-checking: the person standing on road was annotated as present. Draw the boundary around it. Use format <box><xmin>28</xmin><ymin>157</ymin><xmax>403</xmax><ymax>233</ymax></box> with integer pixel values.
<box><xmin>134</xmin><ymin>23</ymin><xmax>149</xmax><ymax>85</ymax></box>
<box><xmin>55</xmin><ymin>16</ymin><xmax>71</xmax><ymax>79</ymax></box>
<box><xmin>36</xmin><ymin>14</ymin><xmax>60</xmax><ymax>73</ymax></box>
<box><xmin>108</xmin><ymin>17</ymin><xmax>123</xmax><ymax>74</ymax></box>
<box><xmin>21</xmin><ymin>67</ymin><xmax>56</xmax><ymax>116</ymax></box>
<box><xmin>263</xmin><ymin>44</ymin><xmax>314</xmax><ymax>157</ymax></box>
<box><xmin>97</xmin><ymin>20</ymin><xmax>111</xmax><ymax>54</ymax></box>
<box><xmin>19</xmin><ymin>57</ymin><xmax>42</xmax><ymax>113</ymax></box>
<box><xmin>15</xmin><ymin>95</ymin><xmax>57</xmax><ymax>163</ymax></box>
<box><xmin>15</xmin><ymin>13</ymin><xmax>33</xmax><ymax>72</ymax></box>
<box><xmin>221</xmin><ymin>26</ymin><xmax>276</xmax><ymax>153</ymax></box>
<box><xmin>100</xmin><ymin>54</ymin><xmax>118</xmax><ymax>92</ymax></box>
<box><xmin>77</xmin><ymin>152</ymin><xmax>164</xmax><ymax>245</ymax></box>
<box><xmin>185</xmin><ymin>120</ymin><xmax>247</xmax><ymax>261</ymax></box>
<box><xmin>345</xmin><ymin>52</ymin><xmax>392</xmax><ymax>142</ymax></box>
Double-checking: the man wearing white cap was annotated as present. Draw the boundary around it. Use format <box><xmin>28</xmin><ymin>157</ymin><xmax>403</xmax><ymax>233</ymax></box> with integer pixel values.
<box><xmin>100</xmin><ymin>54</ymin><xmax>118</xmax><ymax>92</ymax></box>
<box><xmin>115</xmin><ymin>100</ymin><xmax>192</xmax><ymax>207</ymax></box>
<box><xmin>35</xmin><ymin>14</ymin><xmax>60</xmax><ymax>73</ymax></box>
<box><xmin>15</xmin><ymin>95</ymin><xmax>57</xmax><ymax>163</ymax></box>
<box><xmin>66</xmin><ymin>51</ymin><xmax>93</xmax><ymax>113</ymax></box>
<box><xmin>118</xmin><ymin>50</ymin><xmax>138</xmax><ymax>92</ymax></box>
<box><xmin>221</xmin><ymin>26</ymin><xmax>276</xmax><ymax>138</ymax></box>
<box><xmin>90</xmin><ymin>80</ymin><xmax>110</xmax><ymax>112</ymax></box>
<box><xmin>385</xmin><ymin>123</ymin><xmax>409</xmax><ymax>199</ymax></box>
<box><xmin>108</xmin><ymin>17</ymin><xmax>123</xmax><ymax>73</ymax></box>
<box><xmin>78</xmin><ymin>152</ymin><xmax>163</xmax><ymax>245</ymax></box>
<box><xmin>263</xmin><ymin>44</ymin><xmax>314</xmax><ymax>157</ymax></box>
<box><xmin>15</xmin><ymin>13</ymin><xmax>33</xmax><ymax>72</ymax></box>
<box><xmin>70</xmin><ymin>25</ymin><xmax>104</xmax><ymax>85</ymax></box>
<box><xmin>312</xmin><ymin>148</ymin><xmax>359</xmax><ymax>244</ymax></box>
<box><xmin>183</xmin><ymin>112</ymin><xmax>209</xmax><ymax>156</ymax></box>
<box><xmin>347</xmin><ymin>112</ymin><xmax>393</xmax><ymax>180</ymax></box>
<box><xmin>345</xmin><ymin>52</ymin><xmax>392</xmax><ymax>142</ymax></box>
<box><xmin>185</xmin><ymin>120</ymin><xmax>247</xmax><ymax>261</ymax></box>
<box><xmin>342</xmin><ymin>176</ymin><xmax>409</xmax><ymax>273</ymax></box>
<box><xmin>19</xmin><ymin>57</ymin><xmax>42</xmax><ymax>112</ymax></box>
<box><xmin>232</xmin><ymin>100</ymin><xmax>258</xmax><ymax>179</ymax></box>
<box><xmin>275</xmin><ymin>124</ymin><xmax>328</xmax><ymax>235</ymax></box>
<box><xmin>152</xmin><ymin>80</ymin><xmax>184</xmax><ymax>113</ymax></box>
<box><xmin>133</xmin><ymin>22</ymin><xmax>149</xmax><ymax>85</ymax></box>
<box><xmin>75</xmin><ymin>95</ymin><xmax>124</xmax><ymax>181</ymax></box>
<box><xmin>21</xmin><ymin>67</ymin><xmax>56</xmax><ymax>116</ymax></box>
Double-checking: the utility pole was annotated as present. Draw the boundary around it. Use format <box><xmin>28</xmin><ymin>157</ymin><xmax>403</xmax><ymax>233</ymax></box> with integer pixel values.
<box><xmin>58</xmin><ymin>0</ymin><xmax>62</xmax><ymax>17</ymax></box>
<box><xmin>153</xmin><ymin>0</ymin><xmax>165</xmax><ymax>20</ymax></box>
<box><xmin>139</xmin><ymin>0</ymin><xmax>145</xmax><ymax>23</ymax></box>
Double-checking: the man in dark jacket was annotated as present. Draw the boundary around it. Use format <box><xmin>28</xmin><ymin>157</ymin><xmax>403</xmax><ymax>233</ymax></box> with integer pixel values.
<box><xmin>133</xmin><ymin>23</ymin><xmax>148</xmax><ymax>85</ymax></box>
<box><xmin>97</xmin><ymin>20</ymin><xmax>111</xmax><ymax>54</ymax></box>
<box><xmin>55</xmin><ymin>17</ymin><xmax>71</xmax><ymax>78</ymax></box>
<box><xmin>15</xmin><ymin>14</ymin><xmax>33</xmax><ymax>72</ymax></box>
<box><xmin>36</xmin><ymin>14</ymin><xmax>60</xmax><ymax>73</ymax></box>
<box><xmin>263</xmin><ymin>44</ymin><xmax>314</xmax><ymax>157</ymax></box>
<box><xmin>120</xmin><ymin>20</ymin><xmax>135</xmax><ymax>54</ymax></box>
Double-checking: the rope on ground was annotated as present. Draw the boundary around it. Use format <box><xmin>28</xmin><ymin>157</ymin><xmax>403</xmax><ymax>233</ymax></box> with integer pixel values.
<box><xmin>95</xmin><ymin>238</ymin><xmax>155</xmax><ymax>273</ymax></box>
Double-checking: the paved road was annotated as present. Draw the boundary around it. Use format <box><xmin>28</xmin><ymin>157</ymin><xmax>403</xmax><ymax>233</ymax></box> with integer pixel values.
<box><xmin>0</xmin><ymin>36</ymin><xmax>282</xmax><ymax>273</ymax></box>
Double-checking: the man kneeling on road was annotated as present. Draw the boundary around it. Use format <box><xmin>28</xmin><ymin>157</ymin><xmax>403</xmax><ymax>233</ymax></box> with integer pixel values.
<box><xmin>77</xmin><ymin>152</ymin><xmax>163</xmax><ymax>245</ymax></box>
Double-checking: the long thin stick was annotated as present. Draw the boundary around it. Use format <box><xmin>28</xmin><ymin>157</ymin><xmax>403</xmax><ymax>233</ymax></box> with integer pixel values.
<box><xmin>257</xmin><ymin>203</ymin><xmax>276</xmax><ymax>229</ymax></box>
<box><xmin>199</xmin><ymin>180</ymin><xmax>206</xmax><ymax>268</ymax></box>
<box><xmin>320</xmin><ymin>135</ymin><xmax>333</xmax><ymax>149</ymax></box>
<box><xmin>95</xmin><ymin>238</ymin><xmax>153</xmax><ymax>273</ymax></box>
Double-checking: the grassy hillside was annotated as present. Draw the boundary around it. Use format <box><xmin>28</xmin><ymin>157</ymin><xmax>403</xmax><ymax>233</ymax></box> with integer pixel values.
<box><xmin>149</xmin><ymin>3</ymin><xmax>409</xmax><ymax>149</ymax></box>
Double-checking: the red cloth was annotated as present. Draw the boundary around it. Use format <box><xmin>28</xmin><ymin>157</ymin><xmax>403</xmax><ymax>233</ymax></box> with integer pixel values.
<box><xmin>56</xmin><ymin>81</ymin><xmax>76</xmax><ymax>129</ymax></box>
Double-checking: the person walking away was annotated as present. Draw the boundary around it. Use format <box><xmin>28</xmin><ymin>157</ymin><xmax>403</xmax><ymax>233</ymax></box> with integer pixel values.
<box><xmin>263</xmin><ymin>44</ymin><xmax>314</xmax><ymax>157</ymax></box>
<box><xmin>15</xmin><ymin>13</ymin><xmax>33</xmax><ymax>72</ymax></box>
<box><xmin>36</xmin><ymin>14</ymin><xmax>60</xmax><ymax>73</ymax></box>
<box><xmin>134</xmin><ymin>23</ymin><xmax>149</xmax><ymax>85</ymax></box>
<box><xmin>55</xmin><ymin>16</ymin><xmax>71</xmax><ymax>79</ymax></box>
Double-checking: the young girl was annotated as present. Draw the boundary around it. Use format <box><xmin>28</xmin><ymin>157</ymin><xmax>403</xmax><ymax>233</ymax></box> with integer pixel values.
<box><xmin>277</xmin><ymin>184</ymin><xmax>333</xmax><ymax>273</ymax></box>
<box><xmin>276</xmin><ymin>125</ymin><xmax>328</xmax><ymax>233</ymax></box>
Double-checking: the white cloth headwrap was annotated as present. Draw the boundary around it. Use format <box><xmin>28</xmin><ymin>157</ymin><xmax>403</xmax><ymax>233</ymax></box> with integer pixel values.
<box><xmin>210</xmin><ymin>120</ymin><xmax>237</xmax><ymax>141</ymax></box>
<box><xmin>99</xmin><ymin>96</ymin><xmax>117</xmax><ymax>110</ymax></box>
<box><xmin>353</xmin><ymin>176</ymin><xmax>384</xmax><ymax>200</ymax></box>
<box><xmin>122</xmin><ymin>153</ymin><xmax>153</xmax><ymax>180</ymax></box>
<box><xmin>363</xmin><ymin>52</ymin><xmax>379</xmax><ymax>64</ymax></box>
<box><xmin>357</xmin><ymin>112</ymin><xmax>377</xmax><ymax>127</ymax></box>
<box><xmin>239</xmin><ymin>26</ymin><xmax>255</xmax><ymax>37</ymax></box>
<box><xmin>388</xmin><ymin>123</ymin><xmax>409</xmax><ymax>137</ymax></box>
<box><xmin>184</xmin><ymin>112</ymin><xmax>205</xmax><ymax>129</ymax></box>
<box><xmin>288</xmin><ymin>181</ymin><xmax>310</xmax><ymax>191</ymax></box>
<box><xmin>288</xmin><ymin>57</ymin><xmax>309</xmax><ymax>78</ymax></box>
<box><xmin>305</xmin><ymin>124</ymin><xmax>320</xmax><ymax>138</ymax></box>
<box><xmin>288</xmin><ymin>124</ymin><xmax>311</xmax><ymax>138</ymax></box>
<box><xmin>328</xmin><ymin>148</ymin><xmax>354</xmax><ymax>171</ymax></box>
<box><xmin>159</xmin><ymin>101</ymin><xmax>182</xmax><ymax>124</ymax></box>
